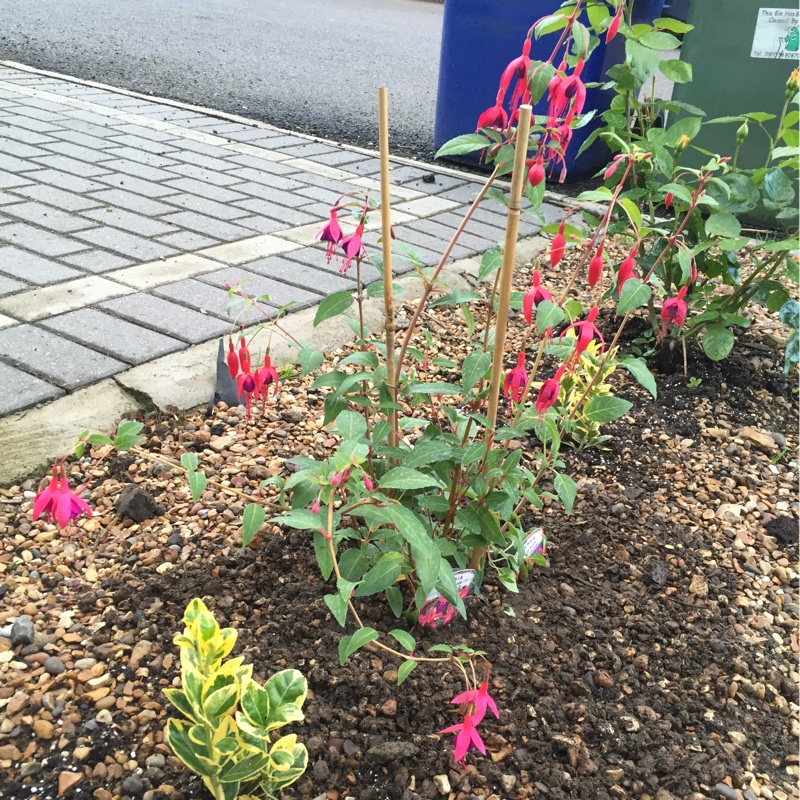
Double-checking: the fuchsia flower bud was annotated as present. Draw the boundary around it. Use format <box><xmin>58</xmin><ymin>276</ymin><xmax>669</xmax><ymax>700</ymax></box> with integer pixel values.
<box><xmin>330</xmin><ymin>472</ymin><xmax>343</xmax><ymax>487</ymax></box>
<box><xmin>550</xmin><ymin>222</ymin><xmax>566</xmax><ymax>267</ymax></box>
<box><xmin>536</xmin><ymin>365</ymin><xmax>566</xmax><ymax>417</ymax></box>
<box><xmin>606</xmin><ymin>6</ymin><xmax>623</xmax><ymax>42</ymax></box>
<box><xmin>664</xmin><ymin>192</ymin><xmax>674</xmax><ymax>210</ymax></box>
<box><xmin>617</xmin><ymin>250</ymin><xmax>637</xmax><ymax>294</ymax></box>
<box><xmin>311</xmin><ymin>499</ymin><xmax>321</xmax><ymax>515</ymax></box>
<box><xmin>527</xmin><ymin>155</ymin><xmax>545</xmax><ymax>188</ymax></box>
<box><xmin>238</xmin><ymin>337</ymin><xmax>251</xmax><ymax>373</ymax></box>
<box><xmin>523</xmin><ymin>269</ymin><xmax>553</xmax><ymax>325</ymax></box>
<box><xmin>227</xmin><ymin>338</ymin><xmax>239</xmax><ymax>380</ymax></box>
<box><xmin>363</xmin><ymin>475</ymin><xmax>374</xmax><ymax>491</ymax></box>
<box><xmin>504</xmin><ymin>352</ymin><xmax>528</xmax><ymax>403</ymax></box>
<box><xmin>588</xmin><ymin>246</ymin><xmax>604</xmax><ymax>288</ymax></box>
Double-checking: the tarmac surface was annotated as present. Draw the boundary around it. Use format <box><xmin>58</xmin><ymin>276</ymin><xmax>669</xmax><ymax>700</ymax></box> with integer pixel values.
<box><xmin>0</xmin><ymin>0</ymin><xmax>444</xmax><ymax>158</ymax></box>
<box><xmin>0</xmin><ymin>62</ymin><xmax>563</xmax><ymax>484</ymax></box>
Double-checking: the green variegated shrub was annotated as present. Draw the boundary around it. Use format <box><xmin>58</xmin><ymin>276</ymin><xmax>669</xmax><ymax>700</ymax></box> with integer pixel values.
<box><xmin>164</xmin><ymin>598</ymin><xmax>308</xmax><ymax>800</ymax></box>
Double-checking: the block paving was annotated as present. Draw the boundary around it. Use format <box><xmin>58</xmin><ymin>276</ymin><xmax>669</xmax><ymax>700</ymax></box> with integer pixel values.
<box><xmin>0</xmin><ymin>64</ymin><xmax>563</xmax><ymax>416</ymax></box>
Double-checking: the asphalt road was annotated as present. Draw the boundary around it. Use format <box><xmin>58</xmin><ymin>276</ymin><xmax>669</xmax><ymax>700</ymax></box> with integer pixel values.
<box><xmin>0</xmin><ymin>0</ymin><xmax>444</xmax><ymax>158</ymax></box>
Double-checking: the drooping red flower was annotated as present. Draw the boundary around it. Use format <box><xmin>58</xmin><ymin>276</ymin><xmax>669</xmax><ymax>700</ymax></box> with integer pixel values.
<box><xmin>523</xmin><ymin>269</ymin><xmax>553</xmax><ymax>325</ymax></box>
<box><xmin>664</xmin><ymin>191</ymin><xmax>674</xmax><ymax>210</ymax></box>
<box><xmin>238</xmin><ymin>337</ymin><xmax>251</xmax><ymax>373</ymax></box>
<box><xmin>500</xmin><ymin>37</ymin><xmax>532</xmax><ymax>111</ymax></box>
<box><xmin>339</xmin><ymin>224</ymin><xmax>366</xmax><ymax>274</ymax></box>
<box><xmin>256</xmin><ymin>354</ymin><xmax>279</xmax><ymax>411</ymax></box>
<box><xmin>561</xmin><ymin>306</ymin><xmax>605</xmax><ymax>370</ymax></box>
<box><xmin>226</xmin><ymin>338</ymin><xmax>239</xmax><ymax>380</ymax></box>
<box><xmin>316</xmin><ymin>210</ymin><xmax>344</xmax><ymax>263</ymax></box>
<box><xmin>451</xmin><ymin>681</ymin><xmax>499</xmax><ymax>725</ymax></box>
<box><xmin>659</xmin><ymin>285</ymin><xmax>689</xmax><ymax>340</ymax></box>
<box><xmin>588</xmin><ymin>246</ymin><xmax>604</xmax><ymax>288</ymax></box>
<box><xmin>476</xmin><ymin>92</ymin><xmax>509</xmax><ymax>132</ymax></box>
<box><xmin>439</xmin><ymin>713</ymin><xmax>486</xmax><ymax>763</ymax></box>
<box><xmin>550</xmin><ymin>222</ymin><xmax>566</xmax><ymax>267</ymax></box>
<box><xmin>504</xmin><ymin>351</ymin><xmax>528</xmax><ymax>403</ymax></box>
<box><xmin>237</xmin><ymin>369</ymin><xmax>258</xmax><ymax>420</ymax></box>
<box><xmin>616</xmin><ymin>250</ymin><xmax>637</xmax><ymax>294</ymax></box>
<box><xmin>536</xmin><ymin>365</ymin><xmax>566</xmax><ymax>417</ymax></box>
<box><xmin>33</xmin><ymin>462</ymin><xmax>93</xmax><ymax>530</ymax></box>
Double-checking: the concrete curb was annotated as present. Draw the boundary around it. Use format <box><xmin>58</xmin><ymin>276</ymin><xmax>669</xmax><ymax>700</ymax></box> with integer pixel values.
<box><xmin>0</xmin><ymin>236</ymin><xmax>549</xmax><ymax>487</ymax></box>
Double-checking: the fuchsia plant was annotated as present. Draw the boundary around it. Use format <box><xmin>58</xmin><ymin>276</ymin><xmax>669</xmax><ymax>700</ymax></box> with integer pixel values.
<box><xmin>33</xmin><ymin>461</ymin><xmax>92</xmax><ymax>530</ymax></box>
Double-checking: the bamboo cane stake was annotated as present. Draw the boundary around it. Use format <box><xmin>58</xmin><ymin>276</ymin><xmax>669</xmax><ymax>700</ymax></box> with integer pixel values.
<box><xmin>378</xmin><ymin>87</ymin><xmax>398</xmax><ymax>448</ymax></box>
<box><xmin>483</xmin><ymin>104</ymin><xmax>532</xmax><ymax>439</ymax></box>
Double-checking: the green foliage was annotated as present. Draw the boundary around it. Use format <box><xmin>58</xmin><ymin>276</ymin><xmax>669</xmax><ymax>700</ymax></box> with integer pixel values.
<box><xmin>164</xmin><ymin>599</ymin><xmax>308</xmax><ymax>800</ymax></box>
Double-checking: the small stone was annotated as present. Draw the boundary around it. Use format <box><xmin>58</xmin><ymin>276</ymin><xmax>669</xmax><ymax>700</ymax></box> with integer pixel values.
<box><xmin>365</xmin><ymin>741</ymin><xmax>419</xmax><ymax>764</ymax></box>
<box><xmin>737</xmin><ymin>426</ymin><xmax>778</xmax><ymax>453</ymax></box>
<box><xmin>115</xmin><ymin>485</ymin><xmax>159</xmax><ymax>522</ymax></box>
<box><xmin>20</xmin><ymin>762</ymin><xmax>41</xmax><ymax>777</ymax></box>
<box><xmin>58</xmin><ymin>771</ymin><xmax>83</xmax><ymax>795</ymax></box>
<box><xmin>145</xmin><ymin>754</ymin><xmax>165</xmax><ymax>770</ymax></box>
<box><xmin>500</xmin><ymin>775</ymin><xmax>517</xmax><ymax>793</ymax></box>
<box><xmin>714</xmin><ymin>784</ymin><xmax>742</xmax><ymax>800</ymax></box>
<box><xmin>728</xmin><ymin>731</ymin><xmax>746</xmax><ymax>746</ymax></box>
<box><xmin>0</xmin><ymin>744</ymin><xmax>22</xmax><ymax>760</ymax></box>
<box><xmin>121</xmin><ymin>775</ymin><xmax>145</xmax><ymax>796</ymax></box>
<box><xmin>595</xmin><ymin>670</ymin><xmax>614</xmax><ymax>688</ymax></box>
<box><xmin>611</xmin><ymin>503</ymin><xmax>626</xmax><ymax>518</ymax></box>
<box><xmin>96</xmin><ymin>709</ymin><xmax>113</xmax><ymax>724</ymax></box>
<box><xmin>32</xmin><ymin>719</ymin><xmax>55</xmax><ymax>739</ymax></box>
<box><xmin>688</xmin><ymin>574</ymin><xmax>708</xmax><ymax>597</ymax></box>
<box><xmin>94</xmin><ymin>791</ymin><xmax>113</xmax><ymax>800</ymax></box>
<box><xmin>10</xmin><ymin>615</ymin><xmax>35</xmax><ymax>647</ymax></box>
<box><xmin>129</xmin><ymin>640</ymin><xmax>153</xmax><ymax>670</ymax></box>
<box><xmin>44</xmin><ymin>656</ymin><xmax>67</xmax><ymax>675</ymax></box>
<box><xmin>380</xmin><ymin>699</ymin><xmax>397</xmax><ymax>717</ymax></box>
<box><xmin>769</xmin><ymin>431</ymin><xmax>786</xmax><ymax>448</ymax></box>
<box><xmin>74</xmin><ymin>747</ymin><xmax>92</xmax><ymax>761</ymax></box>
<box><xmin>433</xmin><ymin>774</ymin><xmax>451</xmax><ymax>795</ymax></box>
<box><xmin>633</xmin><ymin>655</ymin><xmax>649</xmax><ymax>670</ymax></box>
<box><xmin>312</xmin><ymin>759</ymin><xmax>330</xmax><ymax>781</ymax></box>
<box><xmin>605</xmin><ymin>768</ymin><xmax>624</xmax><ymax>782</ymax></box>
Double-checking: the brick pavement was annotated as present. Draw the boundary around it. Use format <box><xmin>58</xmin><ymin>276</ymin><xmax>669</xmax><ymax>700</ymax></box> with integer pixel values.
<box><xmin>0</xmin><ymin>64</ymin><xmax>564</xmax><ymax>417</ymax></box>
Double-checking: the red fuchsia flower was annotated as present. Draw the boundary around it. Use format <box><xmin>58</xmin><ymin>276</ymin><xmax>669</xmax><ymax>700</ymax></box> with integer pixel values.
<box><xmin>588</xmin><ymin>246</ymin><xmax>604</xmax><ymax>288</ymax></box>
<box><xmin>659</xmin><ymin>285</ymin><xmax>689</xmax><ymax>340</ymax></box>
<box><xmin>527</xmin><ymin>154</ymin><xmax>545</xmax><ymax>188</ymax></box>
<box><xmin>439</xmin><ymin>713</ymin><xmax>486</xmax><ymax>763</ymax></box>
<box><xmin>504</xmin><ymin>351</ymin><xmax>528</xmax><ymax>403</ymax></box>
<box><xmin>451</xmin><ymin>681</ymin><xmax>499</xmax><ymax>725</ymax></box>
<box><xmin>547</xmin><ymin>59</ymin><xmax>586</xmax><ymax>125</ymax></box>
<box><xmin>256</xmin><ymin>354</ymin><xmax>279</xmax><ymax>411</ymax></box>
<box><xmin>237</xmin><ymin>369</ymin><xmax>259</xmax><ymax>420</ymax></box>
<box><xmin>616</xmin><ymin>250</ymin><xmax>637</xmax><ymax>294</ymax></box>
<box><xmin>339</xmin><ymin>224</ymin><xmax>366</xmax><ymax>274</ymax></box>
<box><xmin>664</xmin><ymin>192</ymin><xmax>674</xmax><ymax>210</ymax></box>
<box><xmin>316</xmin><ymin>210</ymin><xmax>344</xmax><ymax>263</ymax></box>
<box><xmin>561</xmin><ymin>306</ymin><xmax>605</xmax><ymax>370</ymax></box>
<box><xmin>603</xmin><ymin>153</ymin><xmax>628</xmax><ymax>181</ymax></box>
<box><xmin>536</xmin><ymin>365</ymin><xmax>566</xmax><ymax>417</ymax></box>
<box><xmin>550</xmin><ymin>222</ymin><xmax>566</xmax><ymax>267</ymax></box>
<box><xmin>606</xmin><ymin>5</ymin><xmax>623</xmax><ymax>42</ymax></box>
<box><xmin>226</xmin><ymin>338</ymin><xmax>239</xmax><ymax>380</ymax></box>
<box><xmin>238</xmin><ymin>337</ymin><xmax>251</xmax><ymax>373</ymax></box>
<box><xmin>476</xmin><ymin>89</ymin><xmax>509</xmax><ymax>132</ymax></box>
<box><xmin>523</xmin><ymin>269</ymin><xmax>553</xmax><ymax>325</ymax></box>
<box><xmin>500</xmin><ymin>36</ymin><xmax>532</xmax><ymax>111</ymax></box>
<box><xmin>33</xmin><ymin>462</ymin><xmax>93</xmax><ymax>530</ymax></box>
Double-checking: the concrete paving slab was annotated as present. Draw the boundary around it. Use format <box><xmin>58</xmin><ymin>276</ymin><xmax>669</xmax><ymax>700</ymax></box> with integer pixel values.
<box><xmin>109</xmin><ymin>254</ymin><xmax>223</xmax><ymax>289</ymax></box>
<box><xmin>199</xmin><ymin>234</ymin><xmax>301</xmax><ymax>265</ymax></box>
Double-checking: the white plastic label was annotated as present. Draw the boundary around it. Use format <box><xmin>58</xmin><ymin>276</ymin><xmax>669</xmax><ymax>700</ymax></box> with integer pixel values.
<box><xmin>751</xmin><ymin>8</ymin><xmax>800</xmax><ymax>59</ymax></box>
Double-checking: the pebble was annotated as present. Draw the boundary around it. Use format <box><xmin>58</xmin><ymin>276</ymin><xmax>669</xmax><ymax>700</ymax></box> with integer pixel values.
<box><xmin>714</xmin><ymin>784</ymin><xmax>742</xmax><ymax>800</ymax></box>
<box><xmin>9</xmin><ymin>615</ymin><xmax>35</xmax><ymax>647</ymax></box>
<box><xmin>44</xmin><ymin>656</ymin><xmax>66</xmax><ymax>675</ymax></box>
<box><xmin>121</xmin><ymin>775</ymin><xmax>145</xmax><ymax>796</ymax></box>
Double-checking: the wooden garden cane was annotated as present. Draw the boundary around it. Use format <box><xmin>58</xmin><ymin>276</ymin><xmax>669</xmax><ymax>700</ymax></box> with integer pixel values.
<box><xmin>472</xmin><ymin>103</ymin><xmax>533</xmax><ymax>569</ymax></box>
<box><xmin>378</xmin><ymin>87</ymin><xmax>399</xmax><ymax>448</ymax></box>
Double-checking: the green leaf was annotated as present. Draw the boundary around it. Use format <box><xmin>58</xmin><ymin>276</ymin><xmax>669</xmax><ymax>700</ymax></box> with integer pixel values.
<box><xmin>780</xmin><ymin>299</ymin><xmax>800</xmax><ymax>330</ymax></box>
<box><xmin>272</xmin><ymin>508</ymin><xmax>323</xmax><ymax>531</ymax></box>
<box><xmin>397</xmin><ymin>660</ymin><xmax>417</xmax><ymax>685</ymax></box>
<box><xmin>536</xmin><ymin>300</ymin><xmax>565</xmax><ymax>333</ymax></box>
<box><xmin>430</xmin><ymin>290</ymin><xmax>482</xmax><ymax>307</ymax></box>
<box><xmin>313</xmin><ymin>291</ymin><xmax>353</xmax><ymax>327</ymax></box>
<box><xmin>435</xmin><ymin>133</ymin><xmax>491</xmax><ymax>158</ymax></box>
<box><xmin>406</xmin><ymin>382</ymin><xmax>463</xmax><ymax>395</ymax></box>
<box><xmin>705</xmin><ymin>212</ymin><xmax>741</xmax><ymax>238</ymax></box>
<box><xmin>654</xmin><ymin>17</ymin><xmax>694</xmax><ymax>33</ymax></box>
<box><xmin>335</xmin><ymin>410</ymin><xmax>368</xmax><ymax>441</ymax></box>
<box><xmin>324</xmin><ymin>592</ymin><xmax>349</xmax><ymax>627</ymax></box>
<box><xmin>702</xmin><ymin>324</ymin><xmax>735</xmax><ymax>361</ymax></box>
<box><xmin>355</xmin><ymin>555</ymin><xmax>403</xmax><ymax>596</ymax></box>
<box><xmin>181</xmin><ymin>452</ymin><xmax>199</xmax><ymax>472</ymax></box>
<box><xmin>338</xmin><ymin>549</ymin><xmax>368</xmax><ymax>582</ymax></box>
<box><xmin>380</xmin><ymin>467</ymin><xmax>443</xmax><ymax>491</ymax></box>
<box><xmin>298</xmin><ymin>347</ymin><xmax>324</xmax><ymax>375</ymax></box>
<box><xmin>618</xmin><ymin>197</ymin><xmax>642</xmax><ymax>231</ymax></box>
<box><xmin>188</xmin><ymin>470</ymin><xmax>207</xmax><ymax>503</ymax></box>
<box><xmin>665</xmin><ymin>116</ymin><xmax>702</xmax><ymax>146</ymax></box>
<box><xmin>385</xmin><ymin>586</ymin><xmax>404</xmax><ymax>617</ymax></box>
<box><xmin>529</xmin><ymin>61</ymin><xmax>556</xmax><ymax>104</ymax></box>
<box><xmin>762</xmin><ymin>237</ymin><xmax>800</xmax><ymax>251</ymax></box>
<box><xmin>461</xmin><ymin>350</ymin><xmax>491</xmax><ymax>392</ymax></box>
<box><xmin>114</xmin><ymin>419</ymin><xmax>145</xmax><ymax>450</ymax></box>
<box><xmin>617</xmin><ymin>278</ymin><xmax>652</xmax><ymax>314</ymax></box>
<box><xmin>338</xmin><ymin>627</ymin><xmax>379</xmax><ymax>664</ymax></box>
<box><xmin>784</xmin><ymin>330</ymin><xmax>799</xmax><ymax>374</ymax></box>
<box><xmin>87</xmin><ymin>433</ymin><xmax>114</xmax><ymax>446</ymax></box>
<box><xmin>338</xmin><ymin>351</ymin><xmax>379</xmax><ymax>367</ymax></box>
<box><xmin>763</xmin><ymin>168</ymin><xmax>796</xmax><ymax>211</ymax></box>
<box><xmin>554</xmin><ymin>473</ymin><xmax>577</xmax><ymax>515</ymax></box>
<box><xmin>313</xmin><ymin>532</ymin><xmax>333</xmax><ymax>581</ymax></box>
<box><xmin>477</xmin><ymin>247</ymin><xmax>503</xmax><ymax>282</ymax></box>
<box><xmin>641</xmin><ymin>30</ymin><xmax>681</xmax><ymax>49</ymax></box>
<box><xmin>242</xmin><ymin>503</ymin><xmax>265</xmax><ymax>547</ymax></box>
<box><xmin>583</xmin><ymin>396</ymin><xmax>633</xmax><ymax>423</ymax></box>
<box><xmin>219</xmin><ymin>753</ymin><xmax>271</xmax><ymax>784</ymax></box>
<box><xmin>388</xmin><ymin>629</ymin><xmax>416</xmax><ymax>652</ymax></box>
<box><xmin>620</xmin><ymin>357</ymin><xmax>657</xmax><ymax>399</ymax></box>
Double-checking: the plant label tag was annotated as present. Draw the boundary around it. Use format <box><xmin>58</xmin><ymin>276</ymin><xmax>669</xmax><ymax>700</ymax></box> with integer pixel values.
<box><xmin>418</xmin><ymin>569</ymin><xmax>476</xmax><ymax>629</ymax></box>
<box><xmin>523</xmin><ymin>527</ymin><xmax>548</xmax><ymax>567</ymax></box>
